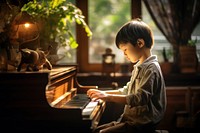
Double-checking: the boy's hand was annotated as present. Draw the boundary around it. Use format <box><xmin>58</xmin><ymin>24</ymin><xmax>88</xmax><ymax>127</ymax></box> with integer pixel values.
<box><xmin>87</xmin><ymin>89</ymin><xmax>107</xmax><ymax>101</ymax></box>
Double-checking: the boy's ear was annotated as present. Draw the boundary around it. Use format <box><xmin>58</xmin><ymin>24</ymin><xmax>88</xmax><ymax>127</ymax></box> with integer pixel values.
<box><xmin>137</xmin><ymin>39</ymin><xmax>145</xmax><ymax>48</ymax></box>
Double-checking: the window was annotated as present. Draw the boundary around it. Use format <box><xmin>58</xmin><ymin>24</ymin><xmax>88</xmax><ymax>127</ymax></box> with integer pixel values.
<box><xmin>88</xmin><ymin>0</ymin><xmax>131</xmax><ymax>64</ymax></box>
<box><xmin>192</xmin><ymin>23</ymin><xmax>200</xmax><ymax>62</ymax></box>
<box><xmin>141</xmin><ymin>1</ymin><xmax>173</xmax><ymax>62</ymax></box>
<box><xmin>142</xmin><ymin>1</ymin><xmax>200</xmax><ymax>63</ymax></box>
<box><xmin>76</xmin><ymin>0</ymin><xmax>200</xmax><ymax>72</ymax></box>
<box><xmin>56</xmin><ymin>0</ymin><xmax>77</xmax><ymax>65</ymax></box>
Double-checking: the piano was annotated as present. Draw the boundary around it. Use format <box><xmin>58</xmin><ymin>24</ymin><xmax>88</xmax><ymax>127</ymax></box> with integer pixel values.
<box><xmin>0</xmin><ymin>65</ymin><xmax>106</xmax><ymax>133</ymax></box>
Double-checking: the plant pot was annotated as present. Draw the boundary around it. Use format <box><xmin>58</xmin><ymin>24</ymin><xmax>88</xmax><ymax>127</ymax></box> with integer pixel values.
<box><xmin>160</xmin><ymin>62</ymin><xmax>172</xmax><ymax>75</ymax></box>
<box><xmin>179</xmin><ymin>46</ymin><xmax>198</xmax><ymax>73</ymax></box>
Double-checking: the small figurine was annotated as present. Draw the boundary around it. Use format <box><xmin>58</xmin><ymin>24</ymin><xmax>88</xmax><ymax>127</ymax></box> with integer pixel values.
<box><xmin>17</xmin><ymin>48</ymin><xmax>52</xmax><ymax>71</ymax></box>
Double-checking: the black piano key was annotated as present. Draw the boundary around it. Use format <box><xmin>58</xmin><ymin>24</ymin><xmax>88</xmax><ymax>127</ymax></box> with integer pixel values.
<box><xmin>64</xmin><ymin>94</ymin><xmax>91</xmax><ymax>108</ymax></box>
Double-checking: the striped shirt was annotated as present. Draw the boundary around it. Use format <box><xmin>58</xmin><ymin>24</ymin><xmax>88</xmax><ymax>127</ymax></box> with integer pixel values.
<box><xmin>119</xmin><ymin>55</ymin><xmax>167</xmax><ymax>126</ymax></box>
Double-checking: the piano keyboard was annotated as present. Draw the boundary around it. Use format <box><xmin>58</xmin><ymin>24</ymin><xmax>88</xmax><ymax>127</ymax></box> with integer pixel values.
<box><xmin>64</xmin><ymin>94</ymin><xmax>91</xmax><ymax>108</ymax></box>
<box><xmin>82</xmin><ymin>101</ymin><xmax>99</xmax><ymax>118</ymax></box>
<box><xmin>63</xmin><ymin>94</ymin><xmax>101</xmax><ymax>119</ymax></box>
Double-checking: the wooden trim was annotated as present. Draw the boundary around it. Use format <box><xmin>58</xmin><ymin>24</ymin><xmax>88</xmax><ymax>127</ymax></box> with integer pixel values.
<box><xmin>131</xmin><ymin>0</ymin><xmax>142</xmax><ymax>19</ymax></box>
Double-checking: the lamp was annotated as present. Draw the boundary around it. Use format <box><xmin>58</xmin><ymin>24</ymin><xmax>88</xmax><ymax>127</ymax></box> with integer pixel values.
<box><xmin>14</xmin><ymin>11</ymin><xmax>40</xmax><ymax>50</ymax></box>
<box><xmin>6</xmin><ymin>11</ymin><xmax>40</xmax><ymax>71</ymax></box>
<box><xmin>15</xmin><ymin>11</ymin><xmax>35</xmax><ymax>25</ymax></box>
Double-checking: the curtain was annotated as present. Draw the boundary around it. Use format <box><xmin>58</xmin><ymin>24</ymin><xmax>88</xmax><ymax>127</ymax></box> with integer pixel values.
<box><xmin>143</xmin><ymin>0</ymin><xmax>200</xmax><ymax>63</ymax></box>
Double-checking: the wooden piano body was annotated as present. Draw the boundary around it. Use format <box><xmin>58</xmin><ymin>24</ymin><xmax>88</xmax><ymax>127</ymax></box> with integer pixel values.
<box><xmin>0</xmin><ymin>66</ymin><xmax>105</xmax><ymax>132</ymax></box>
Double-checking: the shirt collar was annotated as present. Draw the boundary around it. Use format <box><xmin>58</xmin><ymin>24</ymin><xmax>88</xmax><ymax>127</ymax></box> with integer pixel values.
<box><xmin>134</xmin><ymin>55</ymin><xmax>158</xmax><ymax>69</ymax></box>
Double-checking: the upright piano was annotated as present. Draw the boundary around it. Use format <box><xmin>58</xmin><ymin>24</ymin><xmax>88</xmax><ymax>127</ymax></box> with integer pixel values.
<box><xmin>0</xmin><ymin>65</ymin><xmax>106</xmax><ymax>133</ymax></box>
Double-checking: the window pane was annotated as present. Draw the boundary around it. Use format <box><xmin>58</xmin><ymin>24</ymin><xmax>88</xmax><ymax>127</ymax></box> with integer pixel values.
<box><xmin>88</xmin><ymin>0</ymin><xmax>131</xmax><ymax>63</ymax></box>
<box><xmin>56</xmin><ymin>0</ymin><xmax>76</xmax><ymax>65</ymax></box>
<box><xmin>192</xmin><ymin>22</ymin><xmax>200</xmax><ymax>62</ymax></box>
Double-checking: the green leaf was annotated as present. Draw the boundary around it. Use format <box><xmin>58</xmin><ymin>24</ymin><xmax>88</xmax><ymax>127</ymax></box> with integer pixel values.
<box><xmin>20</xmin><ymin>0</ymin><xmax>92</xmax><ymax>56</ymax></box>
<box><xmin>70</xmin><ymin>41</ymin><xmax>78</xmax><ymax>49</ymax></box>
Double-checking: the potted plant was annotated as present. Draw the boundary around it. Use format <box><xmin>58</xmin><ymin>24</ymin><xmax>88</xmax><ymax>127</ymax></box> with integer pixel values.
<box><xmin>160</xmin><ymin>47</ymin><xmax>173</xmax><ymax>75</ymax></box>
<box><xmin>20</xmin><ymin>0</ymin><xmax>92</xmax><ymax>59</ymax></box>
<box><xmin>179</xmin><ymin>38</ymin><xmax>198</xmax><ymax>73</ymax></box>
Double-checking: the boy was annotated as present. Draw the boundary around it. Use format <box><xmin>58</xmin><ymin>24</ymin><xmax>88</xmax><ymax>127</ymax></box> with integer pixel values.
<box><xmin>87</xmin><ymin>18</ymin><xmax>167</xmax><ymax>133</ymax></box>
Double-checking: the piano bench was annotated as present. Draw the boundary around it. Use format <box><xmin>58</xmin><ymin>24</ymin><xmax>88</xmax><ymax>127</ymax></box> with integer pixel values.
<box><xmin>155</xmin><ymin>130</ymin><xmax>169</xmax><ymax>133</ymax></box>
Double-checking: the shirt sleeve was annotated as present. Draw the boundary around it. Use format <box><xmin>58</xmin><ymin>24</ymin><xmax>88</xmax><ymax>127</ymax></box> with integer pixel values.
<box><xmin>118</xmin><ymin>81</ymin><xmax>130</xmax><ymax>94</ymax></box>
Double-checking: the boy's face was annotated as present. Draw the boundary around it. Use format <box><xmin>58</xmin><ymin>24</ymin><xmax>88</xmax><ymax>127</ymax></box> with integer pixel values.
<box><xmin>119</xmin><ymin>42</ymin><xmax>142</xmax><ymax>64</ymax></box>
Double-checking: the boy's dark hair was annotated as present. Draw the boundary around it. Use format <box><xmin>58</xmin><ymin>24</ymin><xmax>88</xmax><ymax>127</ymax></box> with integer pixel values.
<box><xmin>115</xmin><ymin>18</ymin><xmax>154</xmax><ymax>49</ymax></box>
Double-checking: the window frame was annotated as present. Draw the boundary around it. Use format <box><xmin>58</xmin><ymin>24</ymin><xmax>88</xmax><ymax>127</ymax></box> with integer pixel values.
<box><xmin>76</xmin><ymin>0</ymin><xmax>141</xmax><ymax>72</ymax></box>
